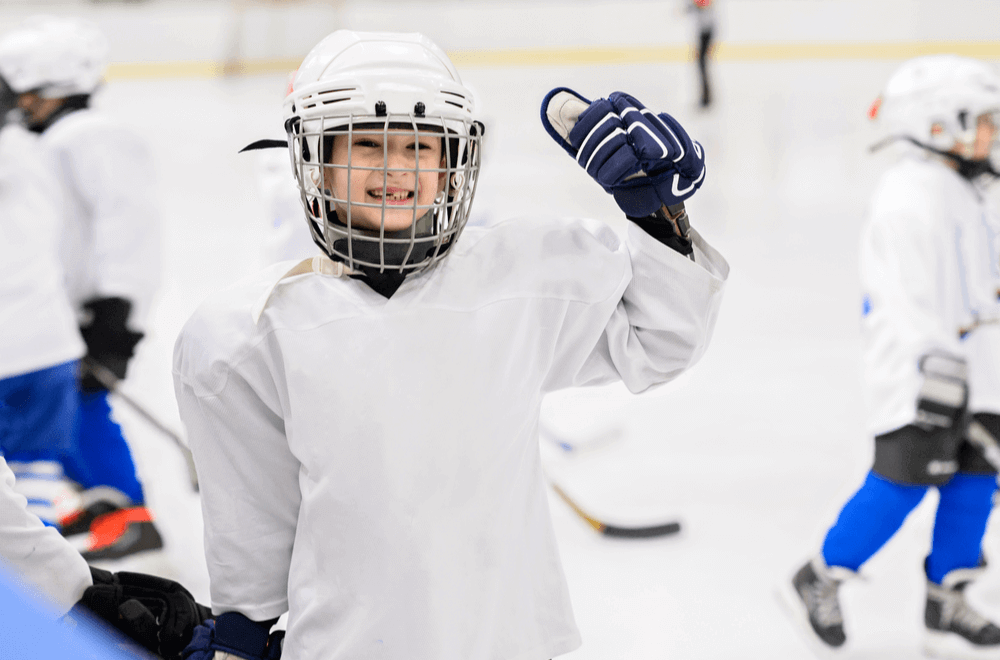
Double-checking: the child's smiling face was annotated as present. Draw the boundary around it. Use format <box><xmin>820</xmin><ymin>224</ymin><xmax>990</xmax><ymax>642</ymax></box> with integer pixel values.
<box><xmin>326</xmin><ymin>129</ymin><xmax>446</xmax><ymax>233</ymax></box>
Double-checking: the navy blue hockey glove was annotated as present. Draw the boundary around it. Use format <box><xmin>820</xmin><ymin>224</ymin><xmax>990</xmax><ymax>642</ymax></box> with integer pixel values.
<box><xmin>540</xmin><ymin>88</ymin><xmax>706</xmax><ymax>217</ymax></box>
<box><xmin>182</xmin><ymin>613</ymin><xmax>283</xmax><ymax>660</ymax></box>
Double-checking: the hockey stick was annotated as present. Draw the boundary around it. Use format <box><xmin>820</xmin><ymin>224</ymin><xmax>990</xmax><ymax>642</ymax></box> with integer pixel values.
<box><xmin>548</xmin><ymin>480</ymin><xmax>681</xmax><ymax>539</ymax></box>
<box><xmin>81</xmin><ymin>358</ymin><xmax>200</xmax><ymax>492</ymax></box>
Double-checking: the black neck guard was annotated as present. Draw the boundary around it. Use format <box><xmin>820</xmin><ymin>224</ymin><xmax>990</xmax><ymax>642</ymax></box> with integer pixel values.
<box><xmin>29</xmin><ymin>94</ymin><xmax>90</xmax><ymax>134</ymax></box>
<box><xmin>349</xmin><ymin>268</ymin><xmax>407</xmax><ymax>298</ymax></box>
<box><xmin>326</xmin><ymin>213</ymin><xmax>452</xmax><ymax>299</ymax></box>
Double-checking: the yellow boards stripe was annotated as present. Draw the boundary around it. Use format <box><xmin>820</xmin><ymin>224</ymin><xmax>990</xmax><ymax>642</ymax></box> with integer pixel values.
<box><xmin>104</xmin><ymin>42</ymin><xmax>1000</xmax><ymax>81</ymax></box>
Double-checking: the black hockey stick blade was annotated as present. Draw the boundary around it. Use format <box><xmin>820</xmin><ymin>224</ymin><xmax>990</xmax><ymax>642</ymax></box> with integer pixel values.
<box><xmin>602</xmin><ymin>520</ymin><xmax>682</xmax><ymax>538</ymax></box>
<box><xmin>549</xmin><ymin>481</ymin><xmax>681</xmax><ymax>539</ymax></box>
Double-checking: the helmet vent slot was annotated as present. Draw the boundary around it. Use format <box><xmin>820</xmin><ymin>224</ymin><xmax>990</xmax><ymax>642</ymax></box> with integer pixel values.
<box><xmin>302</xmin><ymin>87</ymin><xmax>359</xmax><ymax>109</ymax></box>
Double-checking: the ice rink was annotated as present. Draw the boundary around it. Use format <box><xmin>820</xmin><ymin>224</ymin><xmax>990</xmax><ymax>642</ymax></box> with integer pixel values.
<box><xmin>68</xmin><ymin>11</ymin><xmax>1000</xmax><ymax>660</ymax></box>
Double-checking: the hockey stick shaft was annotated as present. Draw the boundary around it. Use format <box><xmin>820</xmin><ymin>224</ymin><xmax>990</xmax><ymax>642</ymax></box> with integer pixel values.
<box><xmin>82</xmin><ymin>358</ymin><xmax>200</xmax><ymax>492</ymax></box>
<box><xmin>548</xmin><ymin>481</ymin><xmax>681</xmax><ymax>539</ymax></box>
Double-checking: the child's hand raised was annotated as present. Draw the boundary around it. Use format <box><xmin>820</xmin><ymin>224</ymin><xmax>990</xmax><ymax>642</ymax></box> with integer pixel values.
<box><xmin>540</xmin><ymin>87</ymin><xmax>706</xmax><ymax>217</ymax></box>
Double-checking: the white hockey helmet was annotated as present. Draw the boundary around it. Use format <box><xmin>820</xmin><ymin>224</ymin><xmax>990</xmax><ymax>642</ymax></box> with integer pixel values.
<box><xmin>283</xmin><ymin>30</ymin><xmax>483</xmax><ymax>275</ymax></box>
<box><xmin>876</xmin><ymin>54</ymin><xmax>1000</xmax><ymax>160</ymax></box>
<box><xmin>0</xmin><ymin>16</ymin><xmax>108</xmax><ymax>98</ymax></box>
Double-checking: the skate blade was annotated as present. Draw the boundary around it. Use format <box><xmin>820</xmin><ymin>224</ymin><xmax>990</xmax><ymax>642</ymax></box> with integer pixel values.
<box><xmin>86</xmin><ymin>549</ymin><xmax>180</xmax><ymax>581</ymax></box>
<box><xmin>774</xmin><ymin>578</ymin><xmax>845</xmax><ymax>658</ymax></box>
<box><xmin>924</xmin><ymin>630</ymin><xmax>1000</xmax><ymax>659</ymax></box>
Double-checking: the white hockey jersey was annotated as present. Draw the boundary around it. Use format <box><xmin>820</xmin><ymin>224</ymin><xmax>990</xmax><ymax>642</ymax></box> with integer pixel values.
<box><xmin>0</xmin><ymin>456</ymin><xmax>91</xmax><ymax>615</ymax></box>
<box><xmin>860</xmin><ymin>151</ymin><xmax>997</xmax><ymax>435</ymax></box>
<box><xmin>41</xmin><ymin>109</ymin><xmax>161</xmax><ymax>331</ymax></box>
<box><xmin>0</xmin><ymin>123</ymin><xmax>84</xmax><ymax>380</ymax></box>
<box><xmin>962</xmin><ymin>201</ymin><xmax>1000</xmax><ymax>415</ymax></box>
<box><xmin>173</xmin><ymin>218</ymin><xmax>728</xmax><ymax>660</ymax></box>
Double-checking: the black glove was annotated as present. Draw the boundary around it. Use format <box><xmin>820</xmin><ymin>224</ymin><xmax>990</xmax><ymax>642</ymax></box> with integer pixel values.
<box><xmin>79</xmin><ymin>567</ymin><xmax>212</xmax><ymax>660</ymax></box>
<box><xmin>79</xmin><ymin>297</ymin><xmax>144</xmax><ymax>391</ymax></box>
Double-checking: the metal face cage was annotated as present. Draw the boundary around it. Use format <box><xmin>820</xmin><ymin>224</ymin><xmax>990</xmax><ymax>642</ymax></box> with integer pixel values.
<box><xmin>286</xmin><ymin>111</ymin><xmax>483</xmax><ymax>274</ymax></box>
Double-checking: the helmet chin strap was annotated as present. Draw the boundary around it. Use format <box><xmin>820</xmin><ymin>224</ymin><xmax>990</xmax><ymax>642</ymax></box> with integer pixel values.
<box><xmin>872</xmin><ymin>136</ymin><xmax>1000</xmax><ymax>182</ymax></box>
<box><xmin>903</xmin><ymin>137</ymin><xmax>999</xmax><ymax>181</ymax></box>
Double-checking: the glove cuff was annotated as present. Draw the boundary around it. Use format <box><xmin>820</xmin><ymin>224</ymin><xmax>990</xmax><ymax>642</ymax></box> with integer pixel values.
<box><xmin>628</xmin><ymin>209</ymin><xmax>694</xmax><ymax>257</ymax></box>
<box><xmin>214</xmin><ymin>612</ymin><xmax>279</xmax><ymax>659</ymax></box>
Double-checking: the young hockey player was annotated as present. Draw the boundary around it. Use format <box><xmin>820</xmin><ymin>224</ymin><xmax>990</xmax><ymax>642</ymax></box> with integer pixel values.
<box><xmin>174</xmin><ymin>30</ymin><xmax>727</xmax><ymax>660</ymax></box>
<box><xmin>0</xmin><ymin>75</ymin><xmax>83</xmax><ymax>528</ymax></box>
<box><xmin>782</xmin><ymin>55</ymin><xmax>1000</xmax><ymax>659</ymax></box>
<box><xmin>0</xmin><ymin>17</ymin><xmax>164</xmax><ymax>560</ymax></box>
<box><xmin>689</xmin><ymin>0</ymin><xmax>716</xmax><ymax>108</ymax></box>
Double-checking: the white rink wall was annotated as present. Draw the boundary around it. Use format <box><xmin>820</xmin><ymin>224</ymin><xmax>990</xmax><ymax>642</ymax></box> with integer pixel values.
<box><xmin>0</xmin><ymin>0</ymin><xmax>998</xmax><ymax>73</ymax></box>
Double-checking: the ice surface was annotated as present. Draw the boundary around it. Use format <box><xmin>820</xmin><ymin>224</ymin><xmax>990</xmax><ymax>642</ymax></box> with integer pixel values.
<box><xmin>96</xmin><ymin>55</ymin><xmax>1000</xmax><ymax>659</ymax></box>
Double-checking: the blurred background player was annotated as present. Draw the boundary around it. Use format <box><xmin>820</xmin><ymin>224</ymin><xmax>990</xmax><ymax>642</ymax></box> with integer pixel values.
<box><xmin>255</xmin><ymin>143</ymin><xmax>318</xmax><ymax>265</ymax></box>
<box><xmin>781</xmin><ymin>55</ymin><xmax>1000</xmax><ymax>659</ymax></box>
<box><xmin>0</xmin><ymin>17</ymin><xmax>164</xmax><ymax>562</ymax></box>
<box><xmin>175</xmin><ymin>29</ymin><xmax>726</xmax><ymax>660</ymax></box>
<box><xmin>689</xmin><ymin>0</ymin><xmax>716</xmax><ymax>108</ymax></box>
<box><xmin>253</xmin><ymin>72</ymin><xmax>318</xmax><ymax>266</ymax></box>
<box><xmin>0</xmin><ymin>66</ymin><xmax>84</xmax><ymax>529</ymax></box>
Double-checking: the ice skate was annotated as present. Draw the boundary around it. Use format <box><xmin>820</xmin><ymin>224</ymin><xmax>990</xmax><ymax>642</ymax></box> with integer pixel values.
<box><xmin>58</xmin><ymin>486</ymin><xmax>133</xmax><ymax>537</ymax></box>
<box><xmin>924</xmin><ymin>567</ymin><xmax>1000</xmax><ymax>659</ymax></box>
<box><xmin>79</xmin><ymin>505</ymin><xmax>163</xmax><ymax>562</ymax></box>
<box><xmin>778</xmin><ymin>556</ymin><xmax>854</xmax><ymax>654</ymax></box>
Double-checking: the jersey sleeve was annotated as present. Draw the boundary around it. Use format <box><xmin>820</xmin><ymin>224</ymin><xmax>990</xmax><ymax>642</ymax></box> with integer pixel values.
<box><xmin>0</xmin><ymin>457</ymin><xmax>91</xmax><ymax>615</ymax></box>
<box><xmin>57</xmin><ymin>122</ymin><xmax>162</xmax><ymax>329</ymax></box>
<box><xmin>543</xmin><ymin>220</ymin><xmax>728</xmax><ymax>393</ymax></box>
<box><xmin>862</xmin><ymin>189</ymin><xmax>960</xmax><ymax>360</ymax></box>
<box><xmin>173</xmin><ymin>326</ymin><xmax>301</xmax><ymax>621</ymax></box>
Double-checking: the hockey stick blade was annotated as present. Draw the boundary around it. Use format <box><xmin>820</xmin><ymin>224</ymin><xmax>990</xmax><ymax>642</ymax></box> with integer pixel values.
<box><xmin>549</xmin><ymin>481</ymin><xmax>681</xmax><ymax>539</ymax></box>
<box><xmin>82</xmin><ymin>358</ymin><xmax>200</xmax><ymax>493</ymax></box>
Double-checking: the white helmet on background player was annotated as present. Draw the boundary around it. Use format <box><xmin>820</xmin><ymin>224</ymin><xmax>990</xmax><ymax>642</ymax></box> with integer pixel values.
<box><xmin>0</xmin><ymin>16</ymin><xmax>108</xmax><ymax>98</ymax></box>
<box><xmin>875</xmin><ymin>54</ymin><xmax>1000</xmax><ymax>172</ymax></box>
<box><xmin>283</xmin><ymin>30</ymin><xmax>483</xmax><ymax>275</ymax></box>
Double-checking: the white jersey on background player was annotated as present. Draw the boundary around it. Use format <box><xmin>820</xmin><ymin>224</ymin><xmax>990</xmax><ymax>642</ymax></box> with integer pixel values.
<box><xmin>0</xmin><ymin>122</ymin><xmax>83</xmax><ymax>385</ymax></box>
<box><xmin>174</xmin><ymin>30</ymin><xmax>727</xmax><ymax>660</ymax></box>
<box><xmin>42</xmin><ymin>110</ymin><xmax>162</xmax><ymax>332</ymax></box>
<box><xmin>860</xmin><ymin>145</ymin><xmax>999</xmax><ymax>435</ymax></box>
<box><xmin>960</xmin><ymin>201</ymin><xmax>1000</xmax><ymax>417</ymax></box>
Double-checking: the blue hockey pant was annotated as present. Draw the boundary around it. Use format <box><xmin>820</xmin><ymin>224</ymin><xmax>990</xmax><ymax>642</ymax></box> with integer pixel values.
<box><xmin>822</xmin><ymin>470</ymin><xmax>997</xmax><ymax>584</ymax></box>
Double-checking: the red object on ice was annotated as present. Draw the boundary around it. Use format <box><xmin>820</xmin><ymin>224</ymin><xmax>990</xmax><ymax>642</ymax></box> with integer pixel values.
<box><xmin>868</xmin><ymin>96</ymin><xmax>882</xmax><ymax>120</ymax></box>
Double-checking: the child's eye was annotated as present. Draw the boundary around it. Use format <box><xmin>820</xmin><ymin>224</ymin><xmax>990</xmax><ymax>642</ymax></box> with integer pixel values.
<box><xmin>408</xmin><ymin>142</ymin><xmax>436</xmax><ymax>152</ymax></box>
<box><xmin>353</xmin><ymin>139</ymin><xmax>381</xmax><ymax>149</ymax></box>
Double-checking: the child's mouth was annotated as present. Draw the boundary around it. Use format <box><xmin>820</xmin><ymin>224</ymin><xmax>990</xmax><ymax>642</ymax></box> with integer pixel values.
<box><xmin>369</xmin><ymin>188</ymin><xmax>413</xmax><ymax>205</ymax></box>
